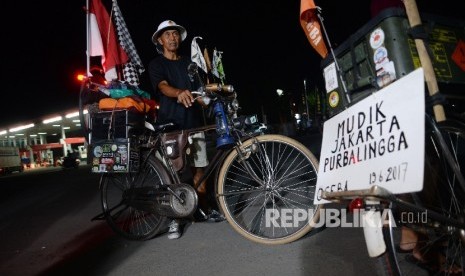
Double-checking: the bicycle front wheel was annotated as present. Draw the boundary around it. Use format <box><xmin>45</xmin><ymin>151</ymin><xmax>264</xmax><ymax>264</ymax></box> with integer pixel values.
<box><xmin>101</xmin><ymin>154</ymin><xmax>171</xmax><ymax>240</ymax></box>
<box><xmin>379</xmin><ymin>119</ymin><xmax>465</xmax><ymax>275</ymax></box>
<box><xmin>217</xmin><ymin>134</ymin><xmax>321</xmax><ymax>244</ymax></box>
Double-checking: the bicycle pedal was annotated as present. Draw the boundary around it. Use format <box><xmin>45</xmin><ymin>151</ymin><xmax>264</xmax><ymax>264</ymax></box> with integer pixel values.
<box><xmin>198</xmin><ymin>208</ymin><xmax>208</xmax><ymax>219</ymax></box>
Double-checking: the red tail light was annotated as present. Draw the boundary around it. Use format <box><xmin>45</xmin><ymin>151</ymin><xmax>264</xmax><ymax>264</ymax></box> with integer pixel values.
<box><xmin>76</xmin><ymin>73</ymin><xmax>107</xmax><ymax>86</ymax></box>
<box><xmin>77</xmin><ymin>74</ymin><xmax>87</xmax><ymax>82</ymax></box>
<box><xmin>348</xmin><ymin>197</ymin><xmax>364</xmax><ymax>213</ymax></box>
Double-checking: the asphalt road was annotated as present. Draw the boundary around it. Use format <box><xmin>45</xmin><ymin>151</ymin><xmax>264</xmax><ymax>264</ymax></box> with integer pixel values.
<box><xmin>0</xmin><ymin>133</ymin><xmax>380</xmax><ymax>276</ymax></box>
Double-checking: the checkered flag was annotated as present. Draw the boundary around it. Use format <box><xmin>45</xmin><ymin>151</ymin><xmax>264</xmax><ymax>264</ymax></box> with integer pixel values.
<box><xmin>122</xmin><ymin>63</ymin><xmax>140</xmax><ymax>86</ymax></box>
<box><xmin>111</xmin><ymin>0</ymin><xmax>145</xmax><ymax>86</ymax></box>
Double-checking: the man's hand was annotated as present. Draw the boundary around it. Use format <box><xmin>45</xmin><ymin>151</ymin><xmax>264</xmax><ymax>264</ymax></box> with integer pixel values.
<box><xmin>176</xmin><ymin>90</ymin><xmax>194</xmax><ymax>107</ymax></box>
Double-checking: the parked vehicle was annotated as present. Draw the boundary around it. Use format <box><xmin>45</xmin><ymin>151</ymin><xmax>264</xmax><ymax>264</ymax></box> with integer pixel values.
<box><xmin>57</xmin><ymin>156</ymin><xmax>80</xmax><ymax>169</ymax></box>
<box><xmin>0</xmin><ymin>147</ymin><xmax>23</xmax><ymax>175</ymax></box>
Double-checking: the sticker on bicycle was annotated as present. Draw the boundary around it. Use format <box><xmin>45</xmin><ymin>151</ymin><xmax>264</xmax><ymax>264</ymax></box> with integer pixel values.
<box><xmin>314</xmin><ymin>68</ymin><xmax>425</xmax><ymax>204</ymax></box>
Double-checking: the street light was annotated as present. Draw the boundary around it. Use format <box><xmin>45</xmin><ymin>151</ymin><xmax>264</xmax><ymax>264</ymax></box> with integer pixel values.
<box><xmin>276</xmin><ymin>89</ymin><xmax>284</xmax><ymax>97</ymax></box>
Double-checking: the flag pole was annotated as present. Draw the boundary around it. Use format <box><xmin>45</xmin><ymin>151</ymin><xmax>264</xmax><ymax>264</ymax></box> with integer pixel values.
<box><xmin>86</xmin><ymin>0</ymin><xmax>90</xmax><ymax>77</ymax></box>
<box><xmin>80</xmin><ymin>0</ymin><xmax>91</xmax><ymax>145</ymax></box>
<box><xmin>316</xmin><ymin>8</ymin><xmax>350</xmax><ymax>104</ymax></box>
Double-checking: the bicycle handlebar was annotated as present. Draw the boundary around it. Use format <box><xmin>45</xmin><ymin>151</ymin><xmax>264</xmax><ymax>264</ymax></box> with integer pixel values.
<box><xmin>191</xmin><ymin>83</ymin><xmax>235</xmax><ymax>103</ymax></box>
<box><xmin>205</xmin><ymin>83</ymin><xmax>235</xmax><ymax>93</ymax></box>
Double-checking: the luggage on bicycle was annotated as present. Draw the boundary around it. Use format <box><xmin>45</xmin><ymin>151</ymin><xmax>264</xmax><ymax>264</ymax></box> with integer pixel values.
<box><xmin>87</xmin><ymin>109</ymin><xmax>145</xmax><ymax>173</ymax></box>
<box><xmin>321</xmin><ymin>7</ymin><xmax>465</xmax><ymax>118</ymax></box>
<box><xmin>99</xmin><ymin>96</ymin><xmax>157</xmax><ymax>114</ymax></box>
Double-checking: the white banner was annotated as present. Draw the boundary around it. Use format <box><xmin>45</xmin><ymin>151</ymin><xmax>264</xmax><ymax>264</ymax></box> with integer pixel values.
<box><xmin>191</xmin><ymin>36</ymin><xmax>207</xmax><ymax>73</ymax></box>
<box><xmin>314</xmin><ymin>68</ymin><xmax>425</xmax><ymax>204</ymax></box>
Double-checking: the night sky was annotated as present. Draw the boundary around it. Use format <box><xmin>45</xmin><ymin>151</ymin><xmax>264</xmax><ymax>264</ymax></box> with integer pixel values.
<box><xmin>1</xmin><ymin>0</ymin><xmax>463</xmax><ymax>128</ymax></box>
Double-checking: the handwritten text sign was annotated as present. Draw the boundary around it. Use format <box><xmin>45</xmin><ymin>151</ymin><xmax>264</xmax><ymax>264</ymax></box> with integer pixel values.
<box><xmin>314</xmin><ymin>68</ymin><xmax>425</xmax><ymax>204</ymax></box>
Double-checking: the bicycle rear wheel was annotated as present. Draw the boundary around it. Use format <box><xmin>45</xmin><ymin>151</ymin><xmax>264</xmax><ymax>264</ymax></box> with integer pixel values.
<box><xmin>379</xmin><ymin>119</ymin><xmax>465</xmax><ymax>275</ymax></box>
<box><xmin>101</xmin><ymin>154</ymin><xmax>170</xmax><ymax>240</ymax></box>
<box><xmin>217</xmin><ymin>134</ymin><xmax>321</xmax><ymax>245</ymax></box>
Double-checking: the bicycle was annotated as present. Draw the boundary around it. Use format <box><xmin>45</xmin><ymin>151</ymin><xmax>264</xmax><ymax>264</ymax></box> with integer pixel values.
<box><xmin>321</xmin><ymin>110</ymin><xmax>465</xmax><ymax>275</ymax></box>
<box><xmin>312</xmin><ymin>0</ymin><xmax>465</xmax><ymax>275</ymax></box>
<box><xmin>80</xmin><ymin>63</ymin><xmax>320</xmax><ymax>245</ymax></box>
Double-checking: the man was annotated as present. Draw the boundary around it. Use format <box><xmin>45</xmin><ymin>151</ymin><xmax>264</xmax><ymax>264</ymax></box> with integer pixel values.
<box><xmin>148</xmin><ymin>20</ymin><xmax>215</xmax><ymax>240</ymax></box>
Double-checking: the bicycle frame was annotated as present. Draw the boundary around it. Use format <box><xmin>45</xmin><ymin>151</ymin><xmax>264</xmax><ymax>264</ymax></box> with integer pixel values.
<box><xmin>144</xmin><ymin>124</ymin><xmax>264</xmax><ymax>192</ymax></box>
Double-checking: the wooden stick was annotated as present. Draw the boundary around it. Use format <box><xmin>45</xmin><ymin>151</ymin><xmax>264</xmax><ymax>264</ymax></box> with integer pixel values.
<box><xmin>402</xmin><ymin>0</ymin><xmax>446</xmax><ymax>122</ymax></box>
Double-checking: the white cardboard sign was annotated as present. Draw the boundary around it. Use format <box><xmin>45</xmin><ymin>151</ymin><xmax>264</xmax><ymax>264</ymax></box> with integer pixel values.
<box><xmin>314</xmin><ymin>68</ymin><xmax>425</xmax><ymax>204</ymax></box>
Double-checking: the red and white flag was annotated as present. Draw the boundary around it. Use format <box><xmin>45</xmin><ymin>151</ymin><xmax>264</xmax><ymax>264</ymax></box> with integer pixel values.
<box><xmin>89</xmin><ymin>0</ymin><xmax>128</xmax><ymax>81</ymax></box>
<box><xmin>300</xmin><ymin>0</ymin><xmax>328</xmax><ymax>59</ymax></box>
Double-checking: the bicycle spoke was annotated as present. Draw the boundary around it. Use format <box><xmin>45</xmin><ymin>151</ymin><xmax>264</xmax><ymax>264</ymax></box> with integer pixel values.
<box><xmin>381</xmin><ymin>120</ymin><xmax>465</xmax><ymax>275</ymax></box>
<box><xmin>101</xmin><ymin>154</ymin><xmax>169</xmax><ymax>240</ymax></box>
<box><xmin>218</xmin><ymin>135</ymin><xmax>320</xmax><ymax>244</ymax></box>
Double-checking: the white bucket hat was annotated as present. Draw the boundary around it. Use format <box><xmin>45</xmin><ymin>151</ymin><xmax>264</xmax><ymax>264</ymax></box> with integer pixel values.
<box><xmin>151</xmin><ymin>20</ymin><xmax>187</xmax><ymax>45</ymax></box>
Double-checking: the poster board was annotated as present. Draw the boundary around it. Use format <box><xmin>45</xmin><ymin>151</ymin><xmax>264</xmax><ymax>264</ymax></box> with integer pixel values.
<box><xmin>314</xmin><ymin>68</ymin><xmax>425</xmax><ymax>204</ymax></box>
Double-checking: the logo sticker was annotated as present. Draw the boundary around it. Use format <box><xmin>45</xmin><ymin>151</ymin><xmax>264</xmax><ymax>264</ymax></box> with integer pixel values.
<box><xmin>452</xmin><ymin>39</ymin><xmax>465</xmax><ymax>71</ymax></box>
<box><xmin>329</xmin><ymin>91</ymin><xmax>340</xmax><ymax>108</ymax></box>
<box><xmin>93</xmin><ymin>146</ymin><xmax>103</xmax><ymax>158</ymax></box>
<box><xmin>369</xmin><ymin>28</ymin><xmax>385</xmax><ymax>49</ymax></box>
<box><xmin>374</xmin><ymin>46</ymin><xmax>389</xmax><ymax>69</ymax></box>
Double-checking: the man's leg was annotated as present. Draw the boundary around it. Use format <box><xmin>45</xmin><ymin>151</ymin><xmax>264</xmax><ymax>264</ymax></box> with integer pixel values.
<box><xmin>192</xmin><ymin>166</ymin><xmax>209</xmax><ymax>212</ymax></box>
<box><xmin>193</xmin><ymin>167</ymin><xmax>206</xmax><ymax>191</ymax></box>
<box><xmin>188</xmin><ymin>132</ymin><xmax>210</xmax><ymax>215</ymax></box>
<box><xmin>188</xmin><ymin>132</ymin><xmax>224</xmax><ymax>222</ymax></box>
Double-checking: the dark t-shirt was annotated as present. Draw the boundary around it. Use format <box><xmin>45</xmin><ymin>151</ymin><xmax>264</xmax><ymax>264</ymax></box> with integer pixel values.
<box><xmin>148</xmin><ymin>55</ymin><xmax>203</xmax><ymax>130</ymax></box>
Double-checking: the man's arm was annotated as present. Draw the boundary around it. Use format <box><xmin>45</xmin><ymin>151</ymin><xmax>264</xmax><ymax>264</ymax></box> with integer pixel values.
<box><xmin>158</xmin><ymin>80</ymin><xmax>194</xmax><ymax>108</ymax></box>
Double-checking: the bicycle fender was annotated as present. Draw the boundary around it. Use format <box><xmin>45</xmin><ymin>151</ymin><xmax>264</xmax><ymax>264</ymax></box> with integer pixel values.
<box><xmin>362</xmin><ymin>209</ymin><xmax>386</xmax><ymax>258</ymax></box>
